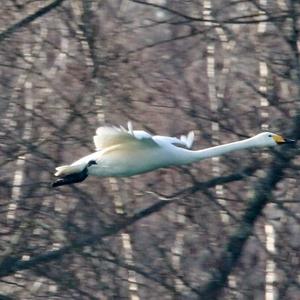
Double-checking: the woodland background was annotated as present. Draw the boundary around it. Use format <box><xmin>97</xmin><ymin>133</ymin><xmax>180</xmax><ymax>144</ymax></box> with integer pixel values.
<box><xmin>0</xmin><ymin>0</ymin><xmax>299</xmax><ymax>299</ymax></box>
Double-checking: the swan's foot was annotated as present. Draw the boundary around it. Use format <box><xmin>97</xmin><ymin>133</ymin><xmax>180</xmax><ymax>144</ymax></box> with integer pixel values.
<box><xmin>52</xmin><ymin>172</ymin><xmax>88</xmax><ymax>188</ymax></box>
<box><xmin>52</xmin><ymin>160</ymin><xmax>97</xmax><ymax>188</ymax></box>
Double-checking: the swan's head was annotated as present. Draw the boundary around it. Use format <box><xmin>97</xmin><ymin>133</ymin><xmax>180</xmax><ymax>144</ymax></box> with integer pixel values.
<box><xmin>251</xmin><ymin>132</ymin><xmax>295</xmax><ymax>147</ymax></box>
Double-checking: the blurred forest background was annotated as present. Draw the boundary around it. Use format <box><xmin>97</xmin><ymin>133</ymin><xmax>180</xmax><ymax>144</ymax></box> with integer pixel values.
<box><xmin>0</xmin><ymin>0</ymin><xmax>299</xmax><ymax>299</ymax></box>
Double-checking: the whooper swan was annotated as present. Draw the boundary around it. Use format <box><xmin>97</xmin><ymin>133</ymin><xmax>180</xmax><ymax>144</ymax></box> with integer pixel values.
<box><xmin>52</xmin><ymin>122</ymin><xmax>295</xmax><ymax>187</ymax></box>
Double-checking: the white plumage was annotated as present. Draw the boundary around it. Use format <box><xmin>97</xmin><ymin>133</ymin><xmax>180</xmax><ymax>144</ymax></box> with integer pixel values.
<box><xmin>52</xmin><ymin>122</ymin><xmax>293</xmax><ymax>187</ymax></box>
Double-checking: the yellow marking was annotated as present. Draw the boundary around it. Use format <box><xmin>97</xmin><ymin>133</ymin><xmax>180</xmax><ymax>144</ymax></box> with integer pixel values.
<box><xmin>272</xmin><ymin>134</ymin><xmax>285</xmax><ymax>144</ymax></box>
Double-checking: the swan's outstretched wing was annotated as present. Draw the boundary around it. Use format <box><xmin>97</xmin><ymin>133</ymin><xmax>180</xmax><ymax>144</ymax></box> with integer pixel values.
<box><xmin>153</xmin><ymin>131</ymin><xmax>195</xmax><ymax>149</ymax></box>
<box><xmin>93</xmin><ymin>122</ymin><xmax>157</xmax><ymax>150</ymax></box>
<box><xmin>94</xmin><ymin>121</ymin><xmax>194</xmax><ymax>150</ymax></box>
<box><xmin>93</xmin><ymin>126</ymin><xmax>133</xmax><ymax>150</ymax></box>
<box><xmin>180</xmin><ymin>131</ymin><xmax>195</xmax><ymax>148</ymax></box>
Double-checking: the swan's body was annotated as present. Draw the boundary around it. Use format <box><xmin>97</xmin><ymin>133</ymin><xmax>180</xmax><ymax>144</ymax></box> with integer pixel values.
<box><xmin>52</xmin><ymin>122</ymin><xmax>294</xmax><ymax>187</ymax></box>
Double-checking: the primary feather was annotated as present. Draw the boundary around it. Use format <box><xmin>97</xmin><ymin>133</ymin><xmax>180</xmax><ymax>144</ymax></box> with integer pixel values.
<box><xmin>93</xmin><ymin>121</ymin><xmax>157</xmax><ymax>150</ymax></box>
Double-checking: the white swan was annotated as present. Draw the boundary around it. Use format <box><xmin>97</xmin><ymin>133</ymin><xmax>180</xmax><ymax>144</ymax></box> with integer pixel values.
<box><xmin>52</xmin><ymin>122</ymin><xmax>294</xmax><ymax>187</ymax></box>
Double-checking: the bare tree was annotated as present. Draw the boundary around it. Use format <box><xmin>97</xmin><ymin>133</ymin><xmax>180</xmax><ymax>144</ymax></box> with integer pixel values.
<box><xmin>0</xmin><ymin>0</ymin><xmax>299</xmax><ymax>299</ymax></box>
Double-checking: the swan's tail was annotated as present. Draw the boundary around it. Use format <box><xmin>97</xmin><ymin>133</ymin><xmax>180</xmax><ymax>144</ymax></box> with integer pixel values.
<box><xmin>180</xmin><ymin>131</ymin><xmax>195</xmax><ymax>149</ymax></box>
<box><xmin>54</xmin><ymin>165</ymin><xmax>82</xmax><ymax>177</ymax></box>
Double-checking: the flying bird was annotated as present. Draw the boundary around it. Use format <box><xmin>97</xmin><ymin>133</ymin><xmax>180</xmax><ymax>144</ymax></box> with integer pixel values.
<box><xmin>52</xmin><ymin>122</ymin><xmax>295</xmax><ymax>187</ymax></box>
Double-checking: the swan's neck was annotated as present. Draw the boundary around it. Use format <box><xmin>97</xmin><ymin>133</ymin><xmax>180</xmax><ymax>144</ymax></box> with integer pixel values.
<box><xmin>178</xmin><ymin>138</ymin><xmax>257</xmax><ymax>164</ymax></box>
<box><xmin>198</xmin><ymin>138</ymin><xmax>255</xmax><ymax>159</ymax></box>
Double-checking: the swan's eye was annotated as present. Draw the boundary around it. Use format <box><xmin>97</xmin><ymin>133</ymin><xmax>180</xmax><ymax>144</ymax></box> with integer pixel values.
<box><xmin>268</xmin><ymin>134</ymin><xmax>272</xmax><ymax>138</ymax></box>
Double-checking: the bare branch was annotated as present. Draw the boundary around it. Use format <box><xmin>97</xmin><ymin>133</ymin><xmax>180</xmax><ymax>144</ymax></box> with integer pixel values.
<box><xmin>0</xmin><ymin>165</ymin><xmax>259</xmax><ymax>278</ymax></box>
<box><xmin>0</xmin><ymin>0</ymin><xmax>66</xmax><ymax>43</ymax></box>
<box><xmin>197</xmin><ymin>117</ymin><xmax>300</xmax><ymax>299</ymax></box>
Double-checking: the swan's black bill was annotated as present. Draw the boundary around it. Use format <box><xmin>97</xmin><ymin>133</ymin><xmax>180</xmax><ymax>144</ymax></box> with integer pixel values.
<box><xmin>283</xmin><ymin>138</ymin><xmax>296</xmax><ymax>144</ymax></box>
<box><xmin>277</xmin><ymin>138</ymin><xmax>296</xmax><ymax>145</ymax></box>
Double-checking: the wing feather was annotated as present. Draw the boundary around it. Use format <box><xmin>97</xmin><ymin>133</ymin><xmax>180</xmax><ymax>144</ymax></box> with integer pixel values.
<box><xmin>153</xmin><ymin>131</ymin><xmax>194</xmax><ymax>149</ymax></box>
<box><xmin>93</xmin><ymin>122</ymin><xmax>157</xmax><ymax>150</ymax></box>
<box><xmin>180</xmin><ymin>131</ymin><xmax>194</xmax><ymax>148</ymax></box>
